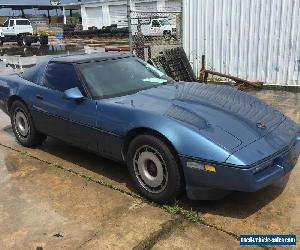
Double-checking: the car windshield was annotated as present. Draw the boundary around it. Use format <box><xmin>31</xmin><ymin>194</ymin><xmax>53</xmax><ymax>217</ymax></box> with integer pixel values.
<box><xmin>159</xmin><ymin>19</ymin><xmax>171</xmax><ymax>26</ymax></box>
<box><xmin>77</xmin><ymin>57</ymin><xmax>174</xmax><ymax>99</ymax></box>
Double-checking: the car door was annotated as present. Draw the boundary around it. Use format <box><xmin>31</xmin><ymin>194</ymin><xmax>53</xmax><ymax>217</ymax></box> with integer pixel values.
<box><xmin>150</xmin><ymin>20</ymin><xmax>161</xmax><ymax>36</ymax></box>
<box><xmin>1</xmin><ymin>20</ymin><xmax>8</xmax><ymax>36</ymax></box>
<box><xmin>7</xmin><ymin>20</ymin><xmax>15</xmax><ymax>36</ymax></box>
<box><xmin>33</xmin><ymin>62</ymin><xmax>98</xmax><ymax>152</ymax></box>
<box><xmin>1</xmin><ymin>20</ymin><xmax>12</xmax><ymax>36</ymax></box>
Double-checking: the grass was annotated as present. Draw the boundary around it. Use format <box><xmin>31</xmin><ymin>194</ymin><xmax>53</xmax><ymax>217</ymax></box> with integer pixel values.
<box><xmin>163</xmin><ymin>202</ymin><xmax>181</xmax><ymax>215</ymax></box>
<box><xmin>183</xmin><ymin>209</ymin><xmax>201</xmax><ymax>223</ymax></box>
<box><xmin>163</xmin><ymin>201</ymin><xmax>202</xmax><ymax>223</ymax></box>
<box><xmin>18</xmin><ymin>150</ymin><xmax>31</xmax><ymax>157</ymax></box>
<box><xmin>249</xmin><ymin>247</ymin><xmax>264</xmax><ymax>250</ymax></box>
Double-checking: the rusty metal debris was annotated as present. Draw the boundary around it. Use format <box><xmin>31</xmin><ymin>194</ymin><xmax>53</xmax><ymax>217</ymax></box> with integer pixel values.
<box><xmin>149</xmin><ymin>47</ymin><xmax>197</xmax><ymax>82</ymax></box>
<box><xmin>199</xmin><ymin>55</ymin><xmax>263</xmax><ymax>89</ymax></box>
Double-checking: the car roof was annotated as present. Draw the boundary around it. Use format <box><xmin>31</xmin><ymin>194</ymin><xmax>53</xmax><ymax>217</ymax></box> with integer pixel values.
<box><xmin>7</xmin><ymin>18</ymin><xmax>29</xmax><ymax>20</ymax></box>
<box><xmin>50</xmin><ymin>52</ymin><xmax>133</xmax><ymax>64</ymax></box>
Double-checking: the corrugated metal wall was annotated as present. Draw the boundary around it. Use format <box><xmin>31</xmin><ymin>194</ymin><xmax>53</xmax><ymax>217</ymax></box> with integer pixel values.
<box><xmin>183</xmin><ymin>0</ymin><xmax>300</xmax><ymax>86</ymax></box>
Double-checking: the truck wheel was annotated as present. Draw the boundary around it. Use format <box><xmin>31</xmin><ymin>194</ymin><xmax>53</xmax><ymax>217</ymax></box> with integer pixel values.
<box><xmin>127</xmin><ymin>134</ymin><xmax>183</xmax><ymax>204</ymax></box>
<box><xmin>17</xmin><ymin>37</ymin><xmax>26</xmax><ymax>46</ymax></box>
<box><xmin>40</xmin><ymin>36</ymin><xmax>48</xmax><ymax>45</ymax></box>
<box><xmin>163</xmin><ymin>31</ymin><xmax>172</xmax><ymax>41</ymax></box>
<box><xmin>10</xmin><ymin>100</ymin><xmax>47</xmax><ymax>147</ymax></box>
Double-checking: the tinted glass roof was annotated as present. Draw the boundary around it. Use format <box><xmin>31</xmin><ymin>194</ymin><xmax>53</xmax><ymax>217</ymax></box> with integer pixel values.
<box><xmin>19</xmin><ymin>53</ymin><xmax>134</xmax><ymax>85</ymax></box>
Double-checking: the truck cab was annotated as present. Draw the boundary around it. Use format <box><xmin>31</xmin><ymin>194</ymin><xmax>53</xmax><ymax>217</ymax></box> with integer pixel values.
<box><xmin>133</xmin><ymin>18</ymin><xmax>177</xmax><ymax>40</ymax></box>
<box><xmin>0</xmin><ymin>18</ymin><xmax>48</xmax><ymax>47</ymax></box>
<box><xmin>0</xmin><ymin>18</ymin><xmax>33</xmax><ymax>37</ymax></box>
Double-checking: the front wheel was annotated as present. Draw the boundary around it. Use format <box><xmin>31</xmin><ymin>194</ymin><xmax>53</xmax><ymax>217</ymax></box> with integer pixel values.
<box><xmin>127</xmin><ymin>134</ymin><xmax>183</xmax><ymax>204</ymax></box>
<box><xmin>10</xmin><ymin>100</ymin><xmax>46</xmax><ymax>147</ymax></box>
<box><xmin>17</xmin><ymin>36</ymin><xmax>26</xmax><ymax>46</ymax></box>
<box><xmin>163</xmin><ymin>31</ymin><xmax>172</xmax><ymax>41</ymax></box>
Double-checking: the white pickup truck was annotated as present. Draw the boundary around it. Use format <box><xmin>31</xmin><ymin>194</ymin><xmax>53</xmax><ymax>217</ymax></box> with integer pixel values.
<box><xmin>132</xmin><ymin>18</ymin><xmax>177</xmax><ymax>40</ymax></box>
<box><xmin>0</xmin><ymin>18</ymin><xmax>48</xmax><ymax>46</ymax></box>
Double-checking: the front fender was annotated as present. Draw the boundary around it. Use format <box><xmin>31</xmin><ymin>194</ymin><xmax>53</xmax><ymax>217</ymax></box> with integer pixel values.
<box><xmin>97</xmin><ymin>102</ymin><xmax>232</xmax><ymax>163</ymax></box>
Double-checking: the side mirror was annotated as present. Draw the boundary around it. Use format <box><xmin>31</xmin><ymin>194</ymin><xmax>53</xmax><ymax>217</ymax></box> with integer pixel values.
<box><xmin>63</xmin><ymin>87</ymin><xmax>84</xmax><ymax>101</ymax></box>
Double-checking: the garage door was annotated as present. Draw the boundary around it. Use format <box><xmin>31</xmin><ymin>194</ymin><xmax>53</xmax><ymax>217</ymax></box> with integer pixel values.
<box><xmin>85</xmin><ymin>6</ymin><xmax>103</xmax><ymax>29</ymax></box>
<box><xmin>135</xmin><ymin>1</ymin><xmax>158</xmax><ymax>12</ymax></box>
<box><xmin>109</xmin><ymin>4</ymin><xmax>127</xmax><ymax>27</ymax></box>
<box><xmin>164</xmin><ymin>0</ymin><xmax>182</xmax><ymax>11</ymax></box>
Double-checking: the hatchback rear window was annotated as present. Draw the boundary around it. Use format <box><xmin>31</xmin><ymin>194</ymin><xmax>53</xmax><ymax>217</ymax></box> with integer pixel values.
<box><xmin>16</xmin><ymin>20</ymin><xmax>30</xmax><ymax>25</ymax></box>
<box><xmin>20</xmin><ymin>60</ymin><xmax>48</xmax><ymax>84</ymax></box>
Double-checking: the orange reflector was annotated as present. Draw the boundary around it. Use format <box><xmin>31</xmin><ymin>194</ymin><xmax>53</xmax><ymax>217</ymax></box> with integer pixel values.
<box><xmin>204</xmin><ymin>164</ymin><xmax>216</xmax><ymax>172</ymax></box>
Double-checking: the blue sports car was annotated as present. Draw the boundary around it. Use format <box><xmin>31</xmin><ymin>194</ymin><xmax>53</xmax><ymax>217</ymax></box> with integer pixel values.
<box><xmin>0</xmin><ymin>52</ymin><xmax>299</xmax><ymax>203</ymax></box>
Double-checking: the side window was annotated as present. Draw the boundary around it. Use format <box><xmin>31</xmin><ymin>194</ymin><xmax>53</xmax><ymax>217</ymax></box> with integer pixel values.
<box><xmin>16</xmin><ymin>20</ymin><xmax>30</xmax><ymax>25</ymax></box>
<box><xmin>9</xmin><ymin>20</ymin><xmax>14</xmax><ymax>27</ymax></box>
<box><xmin>2</xmin><ymin>20</ymin><xmax>8</xmax><ymax>27</ymax></box>
<box><xmin>43</xmin><ymin>63</ymin><xmax>84</xmax><ymax>94</ymax></box>
<box><xmin>152</xmin><ymin>20</ymin><xmax>160</xmax><ymax>27</ymax></box>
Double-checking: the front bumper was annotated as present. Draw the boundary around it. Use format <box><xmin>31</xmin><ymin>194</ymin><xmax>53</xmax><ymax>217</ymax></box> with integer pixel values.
<box><xmin>181</xmin><ymin>135</ymin><xmax>300</xmax><ymax>200</ymax></box>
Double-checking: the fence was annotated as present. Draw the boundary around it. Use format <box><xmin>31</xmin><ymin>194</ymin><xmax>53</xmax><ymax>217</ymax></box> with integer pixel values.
<box><xmin>128</xmin><ymin>0</ymin><xmax>183</xmax><ymax>61</ymax></box>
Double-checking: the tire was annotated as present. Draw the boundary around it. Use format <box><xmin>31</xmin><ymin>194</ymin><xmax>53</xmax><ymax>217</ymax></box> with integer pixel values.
<box><xmin>40</xmin><ymin>36</ymin><xmax>48</xmax><ymax>45</ymax></box>
<box><xmin>10</xmin><ymin>100</ymin><xmax>46</xmax><ymax>147</ymax></box>
<box><xmin>17</xmin><ymin>36</ymin><xmax>25</xmax><ymax>46</ymax></box>
<box><xmin>0</xmin><ymin>39</ymin><xmax>3</xmax><ymax>46</ymax></box>
<box><xmin>163</xmin><ymin>31</ymin><xmax>172</xmax><ymax>41</ymax></box>
<box><xmin>127</xmin><ymin>134</ymin><xmax>183</xmax><ymax>204</ymax></box>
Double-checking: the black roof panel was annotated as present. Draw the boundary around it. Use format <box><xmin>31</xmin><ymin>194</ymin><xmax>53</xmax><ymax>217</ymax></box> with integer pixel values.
<box><xmin>50</xmin><ymin>52</ymin><xmax>132</xmax><ymax>64</ymax></box>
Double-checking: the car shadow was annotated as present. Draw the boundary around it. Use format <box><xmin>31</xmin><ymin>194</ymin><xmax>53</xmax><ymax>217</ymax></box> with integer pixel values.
<box><xmin>179</xmin><ymin>179</ymin><xmax>288</xmax><ymax>219</ymax></box>
<box><xmin>2</xmin><ymin>124</ymin><xmax>288</xmax><ymax>220</ymax></box>
<box><xmin>39</xmin><ymin>137</ymin><xmax>136</xmax><ymax>192</ymax></box>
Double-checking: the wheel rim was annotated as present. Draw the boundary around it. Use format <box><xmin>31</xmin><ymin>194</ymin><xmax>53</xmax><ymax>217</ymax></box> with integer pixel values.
<box><xmin>133</xmin><ymin>145</ymin><xmax>168</xmax><ymax>194</ymax></box>
<box><xmin>163</xmin><ymin>33</ymin><xmax>171</xmax><ymax>40</ymax></box>
<box><xmin>14</xmin><ymin>109</ymin><xmax>30</xmax><ymax>138</ymax></box>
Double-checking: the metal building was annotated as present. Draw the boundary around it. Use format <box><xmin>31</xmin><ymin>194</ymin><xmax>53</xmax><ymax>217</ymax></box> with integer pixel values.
<box><xmin>78</xmin><ymin>0</ymin><xmax>181</xmax><ymax>30</ymax></box>
<box><xmin>183</xmin><ymin>0</ymin><xmax>300</xmax><ymax>86</ymax></box>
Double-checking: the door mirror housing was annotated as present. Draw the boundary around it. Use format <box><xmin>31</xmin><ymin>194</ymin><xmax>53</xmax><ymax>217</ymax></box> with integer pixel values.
<box><xmin>63</xmin><ymin>87</ymin><xmax>84</xmax><ymax>101</ymax></box>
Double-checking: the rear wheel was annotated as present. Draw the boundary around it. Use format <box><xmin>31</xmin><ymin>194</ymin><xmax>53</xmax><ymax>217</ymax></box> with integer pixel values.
<box><xmin>40</xmin><ymin>36</ymin><xmax>48</xmax><ymax>45</ymax></box>
<box><xmin>17</xmin><ymin>36</ymin><xmax>26</xmax><ymax>46</ymax></box>
<box><xmin>127</xmin><ymin>134</ymin><xmax>183</xmax><ymax>204</ymax></box>
<box><xmin>163</xmin><ymin>31</ymin><xmax>172</xmax><ymax>41</ymax></box>
<box><xmin>10</xmin><ymin>100</ymin><xmax>46</xmax><ymax>147</ymax></box>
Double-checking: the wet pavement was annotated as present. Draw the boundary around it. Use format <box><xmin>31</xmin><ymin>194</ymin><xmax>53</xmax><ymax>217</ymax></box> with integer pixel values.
<box><xmin>0</xmin><ymin>41</ymin><xmax>299</xmax><ymax>249</ymax></box>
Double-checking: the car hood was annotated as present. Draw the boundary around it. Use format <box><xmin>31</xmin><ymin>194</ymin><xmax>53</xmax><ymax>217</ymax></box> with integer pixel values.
<box><xmin>111</xmin><ymin>82</ymin><xmax>286</xmax><ymax>152</ymax></box>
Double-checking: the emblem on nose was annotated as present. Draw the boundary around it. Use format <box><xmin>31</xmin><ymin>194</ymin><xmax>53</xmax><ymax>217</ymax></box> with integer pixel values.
<box><xmin>256</xmin><ymin>122</ymin><xmax>267</xmax><ymax>129</ymax></box>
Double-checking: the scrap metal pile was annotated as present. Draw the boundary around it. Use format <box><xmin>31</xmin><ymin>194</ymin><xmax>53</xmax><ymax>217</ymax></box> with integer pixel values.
<box><xmin>199</xmin><ymin>55</ymin><xmax>263</xmax><ymax>90</ymax></box>
<box><xmin>149</xmin><ymin>47</ymin><xmax>197</xmax><ymax>82</ymax></box>
<box><xmin>148</xmin><ymin>49</ymin><xmax>262</xmax><ymax>90</ymax></box>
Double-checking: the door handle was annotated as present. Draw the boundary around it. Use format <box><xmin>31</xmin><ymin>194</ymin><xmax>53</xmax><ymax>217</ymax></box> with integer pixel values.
<box><xmin>36</xmin><ymin>95</ymin><xmax>44</xmax><ymax>100</ymax></box>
